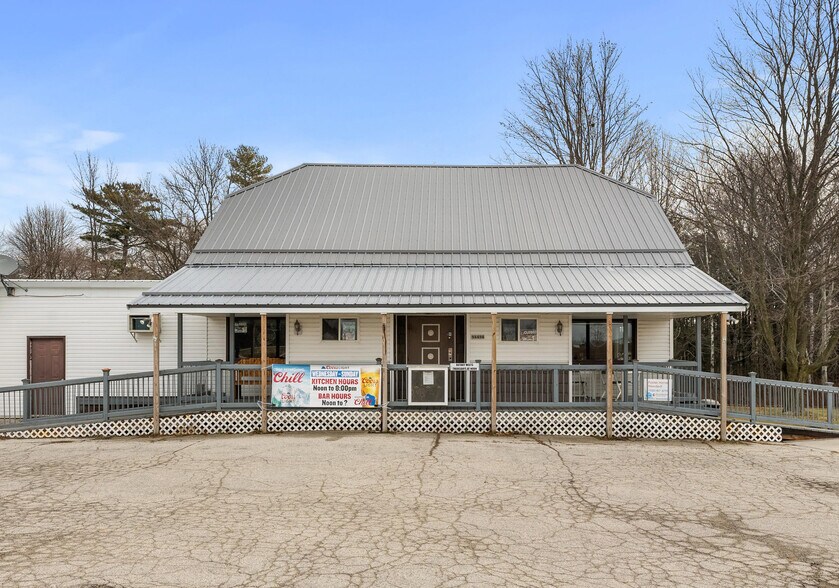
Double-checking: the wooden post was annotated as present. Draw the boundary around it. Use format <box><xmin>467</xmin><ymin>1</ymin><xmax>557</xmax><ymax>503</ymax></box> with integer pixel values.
<box><xmin>260</xmin><ymin>312</ymin><xmax>268</xmax><ymax>433</ymax></box>
<box><xmin>606</xmin><ymin>312</ymin><xmax>613</xmax><ymax>439</ymax></box>
<box><xmin>720</xmin><ymin>312</ymin><xmax>728</xmax><ymax>441</ymax></box>
<box><xmin>491</xmin><ymin>313</ymin><xmax>498</xmax><ymax>433</ymax></box>
<box><xmin>381</xmin><ymin>314</ymin><xmax>389</xmax><ymax>433</ymax></box>
<box><xmin>152</xmin><ymin>313</ymin><xmax>161</xmax><ymax>436</ymax></box>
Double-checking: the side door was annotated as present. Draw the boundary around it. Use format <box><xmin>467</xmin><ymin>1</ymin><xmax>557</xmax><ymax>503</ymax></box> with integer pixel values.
<box><xmin>28</xmin><ymin>337</ymin><xmax>66</xmax><ymax>416</ymax></box>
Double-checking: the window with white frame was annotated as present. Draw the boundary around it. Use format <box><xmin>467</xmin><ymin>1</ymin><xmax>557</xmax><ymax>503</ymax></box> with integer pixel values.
<box><xmin>322</xmin><ymin>318</ymin><xmax>358</xmax><ymax>341</ymax></box>
<box><xmin>500</xmin><ymin>318</ymin><xmax>537</xmax><ymax>342</ymax></box>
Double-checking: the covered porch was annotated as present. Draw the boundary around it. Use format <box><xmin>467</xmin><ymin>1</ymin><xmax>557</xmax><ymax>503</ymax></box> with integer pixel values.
<box><xmin>160</xmin><ymin>306</ymin><xmax>740</xmax><ymax>437</ymax></box>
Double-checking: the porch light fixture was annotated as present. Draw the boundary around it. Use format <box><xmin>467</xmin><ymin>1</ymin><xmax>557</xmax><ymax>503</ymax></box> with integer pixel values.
<box><xmin>294</xmin><ymin>320</ymin><xmax>302</xmax><ymax>335</ymax></box>
<box><xmin>555</xmin><ymin>321</ymin><xmax>563</xmax><ymax>335</ymax></box>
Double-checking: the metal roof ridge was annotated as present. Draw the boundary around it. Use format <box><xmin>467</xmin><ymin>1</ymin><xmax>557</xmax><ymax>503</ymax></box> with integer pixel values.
<box><xmin>220</xmin><ymin>162</ymin><xmax>650</xmax><ymax>202</ymax></box>
<box><xmin>190</xmin><ymin>247</ymin><xmax>691</xmax><ymax>254</ymax></box>
<box><xmin>141</xmin><ymin>289</ymin><xmax>741</xmax><ymax>297</ymax></box>
<box><xmin>223</xmin><ymin>163</ymin><xmax>310</xmax><ymax>201</ymax></box>
<box><xmin>567</xmin><ymin>164</ymin><xmax>656</xmax><ymax>201</ymax></box>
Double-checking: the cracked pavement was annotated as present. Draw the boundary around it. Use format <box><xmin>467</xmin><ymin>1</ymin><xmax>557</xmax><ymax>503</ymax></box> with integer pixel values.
<box><xmin>0</xmin><ymin>433</ymin><xmax>838</xmax><ymax>587</ymax></box>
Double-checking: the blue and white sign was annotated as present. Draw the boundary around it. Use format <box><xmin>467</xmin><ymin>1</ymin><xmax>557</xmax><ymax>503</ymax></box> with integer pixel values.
<box><xmin>644</xmin><ymin>378</ymin><xmax>672</xmax><ymax>402</ymax></box>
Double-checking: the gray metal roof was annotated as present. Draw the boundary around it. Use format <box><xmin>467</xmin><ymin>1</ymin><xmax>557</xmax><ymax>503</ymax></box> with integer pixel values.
<box><xmin>130</xmin><ymin>263</ymin><xmax>746</xmax><ymax>309</ymax></box>
<box><xmin>131</xmin><ymin>164</ymin><xmax>747</xmax><ymax>311</ymax></box>
<box><xmin>189</xmin><ymin>164</ymin><xmax>684</xmax><ymax>263</ymax></box>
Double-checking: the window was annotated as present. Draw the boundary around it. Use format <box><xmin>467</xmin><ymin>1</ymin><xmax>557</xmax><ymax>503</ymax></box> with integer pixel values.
<box><xmin>128</xmin><ymin>315</ymin><xmax>152</xmax><ymax>332</ymax></box>
<box><xmin>501</xmin><ymin>318</ymin><xmax>537</xmax><ymax>342</ymax></box>
<box><xmin>322</xmin><ymin>318</ymin><xmax>358</xmax><ymax>341</ymax></box>
<box><xmin>572</xmin><ymin>319</ymin><xmax>635</xmax><ymax>364</ymax></box>
<box><xmin>232</xmin><ymin>317</ymin><xmax>286</xmax><ymax>360</ymax></box>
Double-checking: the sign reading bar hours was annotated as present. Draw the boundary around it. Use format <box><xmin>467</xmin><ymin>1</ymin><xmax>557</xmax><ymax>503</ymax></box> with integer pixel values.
<box><xmin>271</xmin><ymin>365</ymin><xmax>381</xmax><ymax>408</ymax></box>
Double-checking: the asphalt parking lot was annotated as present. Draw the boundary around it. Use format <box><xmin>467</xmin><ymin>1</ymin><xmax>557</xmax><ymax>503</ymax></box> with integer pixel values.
<box><xmin>0</xmin><ymin>433</ymin><xmax>837</xmax><ymax>587</ymax></box>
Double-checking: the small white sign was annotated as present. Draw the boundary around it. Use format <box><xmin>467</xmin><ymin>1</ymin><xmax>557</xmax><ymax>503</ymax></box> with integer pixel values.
<box><xmin>644</xmin><ymin>378</ymin><xmax>672</xmax><ymax>401</ymax></box>
<box><xmin>449</xmin><ymin>362</ymin><xmax>479</xmax><ymax>371</ymax></box>
<box><xmin>422</xmin><ymin>371</ymin><xmax>435</xmax><ymax>385</ymax></box>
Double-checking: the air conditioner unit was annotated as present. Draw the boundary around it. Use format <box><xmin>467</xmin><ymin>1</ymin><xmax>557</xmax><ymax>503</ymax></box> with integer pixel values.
<box><xmin>128</xmin><ymin>315</ymin><xmax>152</xmax><ymax>333</ymax></box>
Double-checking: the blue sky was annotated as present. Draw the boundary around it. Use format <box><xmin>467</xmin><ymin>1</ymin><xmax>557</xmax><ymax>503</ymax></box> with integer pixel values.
<box><xmin>0</xmin><ymin>0</ymin><xmax>737</xmax><ymax>229</ymax></box>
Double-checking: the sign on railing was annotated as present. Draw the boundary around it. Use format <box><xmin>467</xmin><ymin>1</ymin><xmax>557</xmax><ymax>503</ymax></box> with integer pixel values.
<box><xmin>644</xmin><ymin>378</ymin><xmax>672</xmax><ymax>402</ymax></box>
<box><xmin>271</xmin><ymin>365</ymin><xmax>381</xmax><ymax>408</ymax></box>
<box><xmin>449</xmin><ymin>362</ymin><xmax>479</xmax><ymax>371</ymax></box>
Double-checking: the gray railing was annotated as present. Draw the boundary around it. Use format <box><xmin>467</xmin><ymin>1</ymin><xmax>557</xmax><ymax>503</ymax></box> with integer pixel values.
<box><xmin>0</xmin><ymin>362</ymin><xmax>270</xmax><ymax>431</ymax></box>
<box><xmin>1</xmin><ymin>362</ymin><xmax>836</xmax><ymax>433</ymax></box>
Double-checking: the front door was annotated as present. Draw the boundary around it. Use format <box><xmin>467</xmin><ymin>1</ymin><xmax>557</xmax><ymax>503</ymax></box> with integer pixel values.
<box><xmin>28</xmin><ymin>337</ymin><xmax>66</xmax><ymax>416</ymax></box>
<box><xmin>406</xmin><ymin>316</ymin><xmax>455</xmax><ymax>365</ymax></box>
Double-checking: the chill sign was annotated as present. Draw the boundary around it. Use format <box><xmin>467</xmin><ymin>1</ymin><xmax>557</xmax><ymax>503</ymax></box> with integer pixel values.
<box><xmin>271</xmin><ymin>365</ymin><xmax>381</xmax><ymax>408</ymax></box>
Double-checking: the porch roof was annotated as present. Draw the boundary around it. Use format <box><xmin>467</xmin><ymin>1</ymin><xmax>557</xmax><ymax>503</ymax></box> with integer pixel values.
<box><xmin>128</xmin><ymin>264</ymin><xmax>746</xmax><ymax>310</ymax></box>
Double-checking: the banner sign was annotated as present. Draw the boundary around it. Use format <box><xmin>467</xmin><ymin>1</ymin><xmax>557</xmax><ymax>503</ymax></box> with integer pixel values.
<box><xmin>271</xmin><ymin>364</ymin><xmax>380</xmax><ymax>408</ymax></box>
<box><xmin>644</xmin><ymin>378</ymin><xmax>672</xmax><ymax>402</ymax></box>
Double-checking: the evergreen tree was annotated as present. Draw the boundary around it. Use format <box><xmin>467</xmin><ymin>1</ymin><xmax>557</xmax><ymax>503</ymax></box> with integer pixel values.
<box><xmin>81</xmin><ymin>182</ymin><xmax>162</xmax><ymax>277</ymax></box>
<box><xmin>226</xmin><ymin>145</ymin><xmax>273</xmax><ymax>190</ymax></box>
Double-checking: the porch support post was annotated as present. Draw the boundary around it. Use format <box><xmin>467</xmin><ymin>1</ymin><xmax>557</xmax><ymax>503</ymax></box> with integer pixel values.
<box><xmin>152</xmin><ymin>313</ymin><xmax>161</xmax><ymax>436</ymax></box>
<box><xmin>622</xmin><ymin>314</ymin><xmax>629</xmax><ymax>406</ymax></box>
<box><xmin>228</xmin><ymin>314</ymin><xmax>235</xmax><ymax>402</ymax></box>
<box><xmin>227</xmin><ymin>314</ymin><xmax>235</xmax><ymax>362</ymax></box>
<box><xmin>176</xmin><ymin>313</ymin><xmax>184</xmax><ymax>404</ymax></box>
<box><xmin>491</xmin><ymin>312</ymin><xmax>498</xmax><ymax>434</ymax></box>
<box><xmin>695</xmin><ymin>316</ymin><xmax>703</xmax><ymax>406</ymax></box>
<box><xmin>380</xmin><ymin>313</ymin><xmax>389</xmax><ymax>433</ymax></box>
<box><xmin>260</xmin><ymin>313</ymin><xmax>268</xmax><ymax>433</ymax></box>
<box><xmin>176</xmin><ymin>313</ymin><xmax>183</xmax><ymax>368</ymax></box>
<box><xmin>622</xmin><ymin>315</ymin><xmax>629</xmax><ymax>362</ymax></box>
<box><xmin>719</xmin><ymin>312</ymin><xmax>728</xmax><ymax>441</ymax></box>
<box><xmin>695</xmin><ymin>316</ymin><xmax>702</xmax><ymax>372</ymax></box>
<box><xmin>606</xmin><ymin>313</ymin><xmax>614</xmax><ymax>439</ymax></box>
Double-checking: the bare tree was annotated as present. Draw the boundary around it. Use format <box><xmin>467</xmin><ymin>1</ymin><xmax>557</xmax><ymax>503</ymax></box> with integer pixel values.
<box><xmin>502</xmin><ymin>37</ymin><xmax>651</xmax><ymax>182</ymax></box>
<box><xmin>2</xmin><ymin>204</ymin><xmax>85</xmax><ymax>279</ymax></box>
<box><xmin>161</xmin><ymin>140</ymin><xmax>231</xmax><ymax>229</ymax></box>
<box><xmin>685</xmin><ymin>0</ymin><xmax>839</xmax><ymax>382</ymax></box>
<box><xmin>69</xmin><ymin>151</ymin><xmax>117</xmax><ymax>278</ymax></box>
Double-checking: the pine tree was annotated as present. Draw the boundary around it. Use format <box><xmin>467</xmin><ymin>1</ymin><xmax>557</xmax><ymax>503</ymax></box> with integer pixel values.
<box><xmin>226</xmin><ymin>145</ymin><xmax>273</xmax><ymax>190</ymax></box>
<box><xmin>80</xmin><ymin>182</ymin><xmax>162</xmax><ymax>277</ymax></box>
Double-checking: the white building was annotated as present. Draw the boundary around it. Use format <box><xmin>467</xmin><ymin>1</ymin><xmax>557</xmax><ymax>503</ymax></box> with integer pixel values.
<box><xmin>0</xmin><ymin>280</ymin><xmax>225</xmax><ymax>388</ymax></box>
<box><xmin>1</xmin><ymin>164</ymin><xmax>746</xmax><ymax>415</ymax></box>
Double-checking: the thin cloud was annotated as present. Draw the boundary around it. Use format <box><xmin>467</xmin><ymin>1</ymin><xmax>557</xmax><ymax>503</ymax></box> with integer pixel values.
<box><xmin>71</xmin><ymin>129</ymin><xmax>123</xmax><ymax>151</ymax></box>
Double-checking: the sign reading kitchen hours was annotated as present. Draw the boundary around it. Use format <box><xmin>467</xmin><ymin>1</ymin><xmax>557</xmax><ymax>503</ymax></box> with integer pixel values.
<box><xmin>271</xmin><ymin>364</ymin><xmax>380</xmax><ymax>408</ymax></box>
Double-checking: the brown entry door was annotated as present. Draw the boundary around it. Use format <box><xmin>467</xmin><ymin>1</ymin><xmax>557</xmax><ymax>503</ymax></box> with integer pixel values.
<box><xmin>406</xmin><ymin>317</ymin><xmax>455</xmax><ymax>365</ymax></box>
<box><xmin>28</xmin><ymin>337</ymin><xmax>66</xmax><ymax>416</ymax></box>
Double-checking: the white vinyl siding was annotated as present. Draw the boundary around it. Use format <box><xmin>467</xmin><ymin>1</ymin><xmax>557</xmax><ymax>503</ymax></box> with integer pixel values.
<box><xmin>286</xmin><ymin>314</ymin><xmax>391</xmax><ymax>364</ymax></box>
<box><xmin>0</xmin><ymin>282</ymin><xmax>226</xmax><ymax>388</ymax></box>
<box><xmin>636</xmin><ymin>317</ymin><xmax>673</xmax><ymax>363</ymax></box>
<box><xmin>467</xmin><ymin>314</ymin><xmax>570</xmax><ymax>364</ymax></box>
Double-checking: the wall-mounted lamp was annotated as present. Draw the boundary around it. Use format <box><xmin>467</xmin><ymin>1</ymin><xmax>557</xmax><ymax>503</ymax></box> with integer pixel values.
<box><xmin>294</xmin><ymin>320</ymin><xmax>302</xmax><ymax>335</ymax></box>
<box><xmin>555</xmin><ymin>321</ymin><xmax>563</xmax><ymax>336</ymax></box>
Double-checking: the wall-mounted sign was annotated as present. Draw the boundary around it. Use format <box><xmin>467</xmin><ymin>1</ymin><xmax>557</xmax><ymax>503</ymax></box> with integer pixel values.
<box><xmin>471</xmin><ymin>334</ymin><xmax>485</xmax><ymax>340</ymax></box>
<box><xmin>271</xmin><ymin>365</ymin><xmax>380</xmax><ymax>408</ymax></box>
<box><xmin>644</xmin><ymin>378</ymin><xmax>672</xmax><ymax>402</ymax></box>
<box><xmin>450</xmin><ymin>362</ymin><xmax>480</xmax><ymax>371</ymax></box>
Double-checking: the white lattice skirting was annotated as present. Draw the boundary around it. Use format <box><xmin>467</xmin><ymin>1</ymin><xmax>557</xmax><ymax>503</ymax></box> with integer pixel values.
<box><xmin>0</xmin><ymin>409</ymin><xmax>781</xmax><ymax>442</ymax></box>
<box><xmin>613</xmin><ymin>411</ymin><xmax>782</xmax><ymax>443</ymax></box>
<box><xmin>388</xmin><ymin>410</ymin><xmax>490</xmax><ymax>433</ymax></box>
<box><xmin>497</xmin><ymin>410</ymin><xmax>607</xmax><ymax>436</ymax></box>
